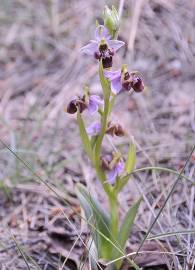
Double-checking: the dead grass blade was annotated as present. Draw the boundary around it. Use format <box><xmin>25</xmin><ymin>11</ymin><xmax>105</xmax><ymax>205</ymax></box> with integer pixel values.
<box><xmin>134</xmin><ymin>145</ymin><xmax>195</xmax><ymax>258</ymax></box>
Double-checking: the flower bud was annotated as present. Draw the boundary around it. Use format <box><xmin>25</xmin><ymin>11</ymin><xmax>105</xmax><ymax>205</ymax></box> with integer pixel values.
<box><xmin>103</xmin><ymin>5</ymin><xmax>119</xmax><ymax>39</ymax></box>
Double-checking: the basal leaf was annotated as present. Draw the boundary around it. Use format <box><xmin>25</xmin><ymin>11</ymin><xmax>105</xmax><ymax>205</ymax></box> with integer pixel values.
<box><xmin>111</xmin><ymin>198</ymin><xmax>142</xmax><ymax>269</ymax></box>
<box><xmin>76</xmin><ymin>183</ymin><xmax>112</xmax><ymax>259</ymax></box>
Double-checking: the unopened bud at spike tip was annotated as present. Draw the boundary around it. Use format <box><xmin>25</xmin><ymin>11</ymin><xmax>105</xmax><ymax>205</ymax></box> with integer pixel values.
<box><xmin>103</xmin><ymin>5</ymin><xmax>120</xmax><ymax>39</ymax></box>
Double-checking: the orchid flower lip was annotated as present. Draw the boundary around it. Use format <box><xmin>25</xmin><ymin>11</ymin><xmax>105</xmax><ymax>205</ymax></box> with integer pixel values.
<box><xmin>131</xmin><ymin>75</ymin><xmax>144</xmax><ymax>92</ymax></box>
<box><xmin>67</xmin><ymin>93</ymin><xmax>103</xmax><ymax>115</ymax></box>
<box><xmin>67</xmin><ymin>96</ymin><xmax>87</xmax><ymax>114</ymax></box>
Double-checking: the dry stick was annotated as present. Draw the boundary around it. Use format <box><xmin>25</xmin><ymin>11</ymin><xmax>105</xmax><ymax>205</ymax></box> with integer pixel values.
<box><xmin>128</xmin><ymin>0</ymin><xmax>145</xmax><ymax>53</ymax></box>
<box><xmin>133</xmin><ymin>144</ymin><xmax>195</xmax><ymax>259</ymax></box>
<box><xmin>118</xmin><ymin>0</ymin><xmax>125</xmax><ymax>19</ymax></box>
<box><xmin>106</xmin><ymin>250</ymin><xmax>186</xmax><ymax>266</ymax></box>
<box><xmin>132</xmin><ymin>167</ymin><xmax>194</xmax><ymax>184</ymax></box>
<box><xmin>147</xmin><ymin>229</ymin><xmax>195</xmax><ymax>241</ymax></box>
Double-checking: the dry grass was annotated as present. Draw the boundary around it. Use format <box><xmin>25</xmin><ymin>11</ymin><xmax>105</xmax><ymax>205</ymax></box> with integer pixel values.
<box><xmin>0</xmin><ymin>0</ymin><xmax>195</xmax><ymax>269</ymax></box>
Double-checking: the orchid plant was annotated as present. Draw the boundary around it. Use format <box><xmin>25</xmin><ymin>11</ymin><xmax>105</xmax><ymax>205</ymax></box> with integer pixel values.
<box><xmin>66</xmin><ymin>5</ymin><xmax>144</xmax><ymax>270</ymax></box>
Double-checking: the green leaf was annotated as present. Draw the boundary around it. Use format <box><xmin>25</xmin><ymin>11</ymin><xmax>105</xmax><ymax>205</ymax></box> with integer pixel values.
<box><xmin>76</xmin><ymin>183</ymin><xmax>112</xmax><ymax>259</ymax></box>
<box><xmin>99</xmin><ymin>61</ymin><xmax>110</xmax><ymax>101</ymax></box>
<box><xmin>115</xmin><ymin>140</ymin><xmax>136</xmax><ymax>193</ymax></box>
<box><xmin>111</xmin><ymin>198</ymin><xmax>142</xmax><ymax>270</ymax></box>
<box><xmin>125</xmin><ymin>139</ymin><xmax>136</xmax><ymax>174</ymax></box>
<box><xmin>118</xmin><ymin>197</ymin><xmax>142</xmax><ymax>249</ymax></box>
<box><xmin>77</xmin><ymin>111</ymin><xmax>93</xmax><ymax>161</ymax></box>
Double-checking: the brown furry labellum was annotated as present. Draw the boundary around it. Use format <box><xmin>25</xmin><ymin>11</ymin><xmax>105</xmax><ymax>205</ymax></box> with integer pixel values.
<box><xmin>121</xmin><ymin>70</ymin><xmax>144</xmax><ymax>92</ymax></box>
<box><xmin>130</xmin><ymin>73</ymin><xmax>144</xmax><ymax>92</ymax></box>
<box><xmin>66</xmin><ymin>97</ymin><xmax>86</xmax><ymax>114</ymax></box>
<box><xmin>94</xmin><ymin>42</ymin><xmax>114</xmax><ymax>69</ymax></box>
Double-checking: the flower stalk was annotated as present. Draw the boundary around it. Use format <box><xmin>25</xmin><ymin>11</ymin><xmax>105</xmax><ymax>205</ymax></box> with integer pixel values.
<box><xmin>66</xmin><ymin>5</ymin><xmax>144</xmax><ymax>270</ymax></box>
<box><xmin>109</xmin><ymin>192</ymin><xmax>119</xmax><ymax>240</ymax></box>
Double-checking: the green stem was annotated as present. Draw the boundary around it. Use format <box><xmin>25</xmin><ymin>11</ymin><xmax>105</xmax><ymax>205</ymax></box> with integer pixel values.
<box><xmin>108</xmin><ymin>95</ymin><xmax>116</xmax><ymax>115</ymax></box>
<box><xmin>95</xmin><ymin>96</ymin><xmax>109</xmax><ymax>161</ymax></box>
<box><xmin>94</xmin><ymin>91</ymin><xmax>111</xmax><ymax>196</ymax></box>
<box><xmin>109</xmin><ymin>194</ymin><xmax>119</xmax><ymax>241</ymax></box>
<box><xmin>109</xmin><ymin>193</ymin><xmax>121</xmax><ymax>270</ymax></box>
